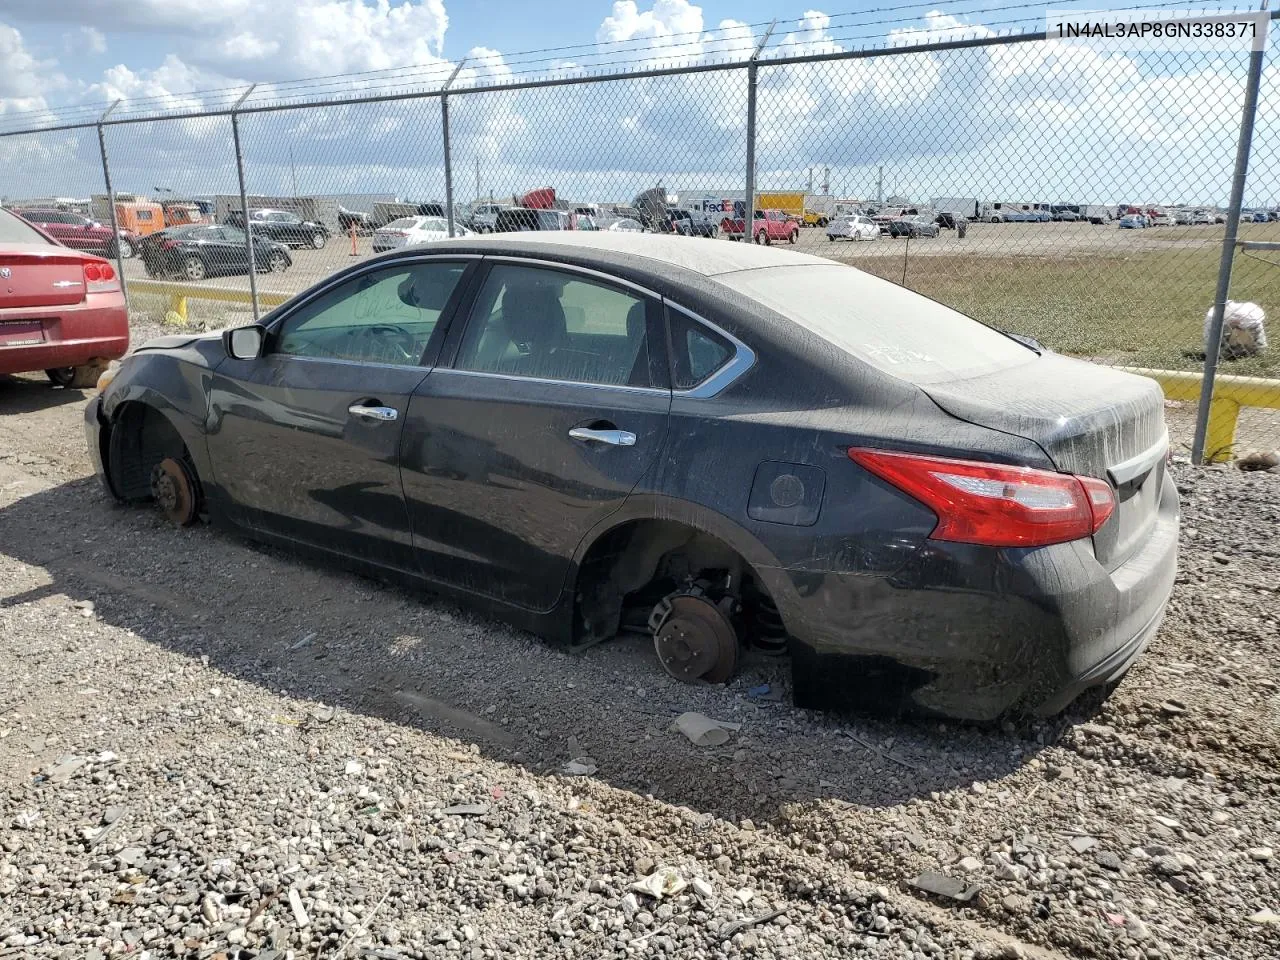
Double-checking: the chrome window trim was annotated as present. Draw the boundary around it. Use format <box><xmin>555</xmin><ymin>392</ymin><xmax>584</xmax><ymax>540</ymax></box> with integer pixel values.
<box><xmin>664</xmin><ymin>301</ymin><xmax>756</xmax><ymax>400</ymax></box>
<box><xmin>259</xmin><ymin>354</ymin><xmax>437</xmax><ymax>373</ymax></box>
<box><xmin>430</xmin><ymin>367</ymin><xmax>670</xmax><ymax>397</ymax></box>
<box><xmin>480</xmin><ymin>255</ymin><xmax>662</xmax><ymax>300</ymax></box>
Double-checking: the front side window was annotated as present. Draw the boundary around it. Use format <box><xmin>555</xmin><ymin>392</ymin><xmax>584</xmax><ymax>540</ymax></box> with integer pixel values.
<box><xmin>273</xmin><ymin>262</ymin><xmax>466</xmax><ymax>366</ymax></box>
<box><xmin>455</xmin><ymin>264</ymin><xmax>653</xmax><ymax>387</ymax></box>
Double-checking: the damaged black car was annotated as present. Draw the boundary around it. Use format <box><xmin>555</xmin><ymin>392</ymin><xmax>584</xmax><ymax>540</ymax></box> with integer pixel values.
<box><xmin>85</xmin><ymin>233</ymin><xmax>1178</xmax><ymax>721</ymax></box>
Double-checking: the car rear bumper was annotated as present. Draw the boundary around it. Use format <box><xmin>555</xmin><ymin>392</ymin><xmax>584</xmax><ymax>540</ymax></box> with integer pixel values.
<box><xmin>785</xmin><ymin>469</ymin><xmax>1179</xmax><ymax>722</ymax></box>
<box><xmin>0</xmin><ymin>298</ymin><xmax>129</xmax><ymax>376</ymax></box>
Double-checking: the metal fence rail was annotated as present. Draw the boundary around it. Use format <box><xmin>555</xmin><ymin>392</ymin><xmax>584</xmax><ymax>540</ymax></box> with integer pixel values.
<box><xmin>2</xmin><ymin>10</ymin><xmax>1279</xmax><ymax>459</ymax></box>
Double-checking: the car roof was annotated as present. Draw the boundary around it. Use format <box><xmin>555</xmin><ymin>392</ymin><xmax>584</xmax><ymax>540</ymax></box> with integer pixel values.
<box><xmin>421</xmin><ymin>232</ymin><xmax>832</xmax><ymax>278</ymax></box>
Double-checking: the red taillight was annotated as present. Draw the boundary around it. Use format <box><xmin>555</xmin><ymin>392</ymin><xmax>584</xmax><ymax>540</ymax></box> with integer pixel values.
<box><xmin>848</xmin><ymin>448</ymin><xmax>1115</xmax><ymax>548</ymax></box>
<box><xmin>83</xmin><ymin>258</ymin><xmax>119</xmax><ymax>293</ymax></box>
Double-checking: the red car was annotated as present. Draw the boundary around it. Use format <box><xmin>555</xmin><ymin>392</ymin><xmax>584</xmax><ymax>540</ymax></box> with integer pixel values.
<box><xmin>0</xmin><ymin>207</ymin><xmax>129</xmax><ymax>388</ymax></box>
<box><xmin>720</xmin><ymin>208</ymin><xmax>799</xmax><ymax>244</ymax></box>
<box><xmin>15</xmin><ymin>208</ymin><xmax>137</xmax><ymax>260</ymax></box>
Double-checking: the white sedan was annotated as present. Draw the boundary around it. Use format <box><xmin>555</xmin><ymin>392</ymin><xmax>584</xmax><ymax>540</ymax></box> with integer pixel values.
<box><xmin>827</xmin><ymin>215</ymin><xmax>879</xmax><ymax>242</ymax></box>
<box><xmin>371</xmin><ymin>216</ymin><xmax>472</xmax><ymax>252</ymax></box>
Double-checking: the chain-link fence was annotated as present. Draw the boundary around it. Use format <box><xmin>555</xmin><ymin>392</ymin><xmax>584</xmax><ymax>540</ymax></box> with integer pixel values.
<box><xmin>2</xmin><ymin>14</ymin><xmax>1278</xmax><ymax>461</ymax></box>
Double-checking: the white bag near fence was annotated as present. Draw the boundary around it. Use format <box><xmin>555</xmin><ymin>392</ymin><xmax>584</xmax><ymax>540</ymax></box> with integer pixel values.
<box><xmin>1205</xmin><ymin>301</ymin><xmax>1268</xmax><ymax>359</ymax></box>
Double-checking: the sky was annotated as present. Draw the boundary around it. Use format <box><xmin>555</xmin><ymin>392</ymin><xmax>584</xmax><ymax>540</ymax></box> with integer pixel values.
<box><xmin>1</xmin><ymin>1</ymin><xmax>1278</xmax><ymax>207</ymax></box>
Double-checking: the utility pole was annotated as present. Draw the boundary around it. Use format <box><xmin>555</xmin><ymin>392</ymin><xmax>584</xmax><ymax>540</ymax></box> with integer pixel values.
<box><xmin>231</xmin><ymin>84</ymin><xmax>259</xmax><ymax>320</ymax></box>
<box><xmin>441</xmin><ymin>58</ymin><xmax>468</xmax><ymax>238</ymax></box>
<box><xmin>822</xmin><ymin>166</ymin><xmax>830</xmax><ymax>195</ymax></box>
<box><xmin>876</xmin><ymin>165</ymin><xmax>884</xmax><ymax>206</ymax></box>
<box><xmin>289</xmin><ymin>149</ymin><xmax>298</xmax><ymax>196</ymax></box>
<box><xmin>475</xmin><ymin>157</ymin><xmax>480</xmax><ymax>202</ymax></box>
<box><xmin>743</xmin><ymin>20</ymin><xmax>776</xmax><ymax>241</ymax></box>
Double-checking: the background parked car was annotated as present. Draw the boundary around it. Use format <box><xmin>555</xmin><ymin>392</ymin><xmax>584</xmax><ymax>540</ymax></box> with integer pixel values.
<box><xmin>137</xmin><ymin>224</ymin><xmax>292</xmax><ymax>281</ymax></box>
<box><xmin>226</xmin><ymin>208</ymin><xmax>329</xmax><ymax>249</ymax></box>
<box><xmin>721</xmin><ymin>208</ymin><xmax>798</xmax><ymax>244</ymax></box>
<box><xmin>826</xmin><ymin>215</ymin><xmax>879</xmax><ymax>241</ymax></box>
<box><xmin>493</xmin><ymin>208</ymin><xmax>571</xmax><ymax>232</ymax></box>
<box><xmin>337</xmin><ymin>206</ymin><xmax>372</xmax><ymax>234</ymax></box>
<box><xmin>659</xmin><ymin>209</ymin><xmax>719</xmax><ymax>238</ymax></box>
<box><xmin>372</xmin><ymin>216</ymin><xmax>472</xmax><ymax>252</ymax></box>
<box><xmin>467</xmin><ymin>203</ymin><xmax>505</xmax><ymax>233</ymax></box>
<box><xmin>0</xmin><ymin>206</ymin><xmax>128</xmax><ymax>388</ymax></box>
<box><xmin>1118</xmin><ymin>214</ymin><xmax>1148</xmax><ymax>229</ymax></box>
<box><xmin>888</xmin><ymin>215</ymin><xmax>940</xmax><ymax>238</ymax></box>
<box><xmin>15</xmin><ymin>208</ymin><xmax>138</xmax><ymax>259</ymax></box>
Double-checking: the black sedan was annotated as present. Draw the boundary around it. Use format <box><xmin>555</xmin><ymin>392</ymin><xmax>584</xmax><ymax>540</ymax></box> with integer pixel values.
<box><xmin>136</xmin><ymin>225</ymin><xmax>292</xmax><ymax>281</ymax></box>
<box><xmin>85</xmin><ymin>234</ymin><xmax>1177</xmax><ymax>722</ymax></box>
<box><xmin>226</xmin><ymin>208</ymin><xmax>330</xmax><ymax>249</ymax></box>
<box><xmin>888</xmin><ymin>215</ymin><xmax>941</xmax><ymax>238</ymax></box>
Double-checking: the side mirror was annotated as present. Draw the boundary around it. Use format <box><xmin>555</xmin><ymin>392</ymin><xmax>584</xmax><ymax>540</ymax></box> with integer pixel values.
<box><xmin>224</xmin><ymin>325</ymin><xmax>265</xmax><ymax>360</ymax></box>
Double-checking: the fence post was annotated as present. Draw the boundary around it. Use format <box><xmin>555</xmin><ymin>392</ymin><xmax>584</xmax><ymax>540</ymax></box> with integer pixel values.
<box><xmin>1192</xmin><ymin>6</ymin><xmax>1269</xmax><ymax>463</ymax></box>
<box><xmin>743</xmin><ymin>22</ymin><xmax>776</xmax><ymax>243</ymax></box>
<box><xmin>441</xmin><ymin>59</ymin><xmax>468</xmax><ymax>239</ymax></box>
<box><xmin>230</xmin><ymin>85</ymin><xmax>259</xmax><ymax>321</ymax></box>
<box><xmin>96</xmin><ymin>100</ymin><xmax>128</xmax><ymax>310</ymax></box>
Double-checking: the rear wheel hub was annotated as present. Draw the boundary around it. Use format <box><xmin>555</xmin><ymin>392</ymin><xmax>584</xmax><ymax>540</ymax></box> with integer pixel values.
<box><xmin>653</xmin><ymin>595</ymin><xmax>739</xmax><ymax>684</ymax></box>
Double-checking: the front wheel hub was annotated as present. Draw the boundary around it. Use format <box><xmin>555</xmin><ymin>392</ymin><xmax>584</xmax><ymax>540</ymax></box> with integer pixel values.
<box><xmin>150</xmin><ymin>457</ymin><xmax>198</xmax><ymax>526</ymax></box>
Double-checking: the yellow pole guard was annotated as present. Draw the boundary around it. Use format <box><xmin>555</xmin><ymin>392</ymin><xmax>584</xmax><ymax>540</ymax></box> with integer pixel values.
<box><xmin>128</xmin><ymin>279</ymin><xmax>292</xmax><ymax>309</ymax></box>
<box><xmin>1117</xmin><ymin>366</ymin><xmax>1280</xmax><ymax>464</ymax></box>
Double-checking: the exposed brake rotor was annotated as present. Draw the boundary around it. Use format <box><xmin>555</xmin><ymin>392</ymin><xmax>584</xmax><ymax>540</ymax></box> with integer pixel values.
<box><xmin>652</xmin><ymin>594</ymin><xmax>739</xmax><ymax>684</ymax></box>
<box><xmin>150</xmin><ymin>457</ymin><xmax>198</xmax><ymax>527</ymax></box>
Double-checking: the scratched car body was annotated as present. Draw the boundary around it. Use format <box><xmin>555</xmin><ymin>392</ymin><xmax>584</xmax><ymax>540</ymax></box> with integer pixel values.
<box><xmin>85</xmin><ymin>233</ymin><xmax>1178</xmax><ymax>721</ymax></box>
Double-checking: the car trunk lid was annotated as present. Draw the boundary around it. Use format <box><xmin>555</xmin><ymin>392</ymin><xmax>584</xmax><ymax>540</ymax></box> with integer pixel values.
<box><xmin>921</xmin><ymin>353</ymin><xmax>1169</xmax><ymax>570</ymax></box>
<box><xmin>0</xmin><ymin>245</ymin><xmax>87</xmax><ymax>308</ymax></box>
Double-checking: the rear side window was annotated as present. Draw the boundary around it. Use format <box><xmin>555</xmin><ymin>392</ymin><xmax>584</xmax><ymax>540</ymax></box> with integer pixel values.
<box><xmin>455</xmin><ymin>264</ymin><xmax>654</xmax><ymax>387</ymax></box>
<box><xmin>0</xmin><ymin>209</ymin><xmax>53</xmax><ymax>244</ymax></box>
<box><xmin>668</xmin><ymin>309</ymin><xmax>733</xmax><ymax>390</ymax></box>
<box><xmin>729</xmin><ymin>264</ymin><xmax>1036</xmax><ymax>385</ymax></box>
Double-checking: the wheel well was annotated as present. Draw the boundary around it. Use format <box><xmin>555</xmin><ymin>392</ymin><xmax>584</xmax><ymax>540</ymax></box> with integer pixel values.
<box><xmin>573</xmin><ymin>519</ymin><xmax>784</xmax><ymax>652</ymax></box>
<box><xmin>107</xmin><ymin>402</ymin><xmax>193</xmax><ymax>501</ymax></box>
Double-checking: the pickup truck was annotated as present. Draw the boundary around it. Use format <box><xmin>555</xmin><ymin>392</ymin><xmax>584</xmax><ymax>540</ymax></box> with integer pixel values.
<box><xmin>720</xmin><ymin>208</ymin><xmax>799</xmax><ymax>244</ymax></box>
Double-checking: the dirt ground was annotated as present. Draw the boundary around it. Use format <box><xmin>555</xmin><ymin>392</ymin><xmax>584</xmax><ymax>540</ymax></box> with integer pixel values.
<box><xmin>1</xmin><ymin>333</ymin><xmax>1278</xmax><ymax>959</ymax></box>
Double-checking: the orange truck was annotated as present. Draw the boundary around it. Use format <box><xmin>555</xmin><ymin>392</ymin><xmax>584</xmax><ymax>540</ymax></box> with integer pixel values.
<box><xmin>161</xmin><ymin>202</ymin><xmax>209</xmax><ymax>228</ymax></box>
<box><xmin>114</xmin><ymin>200</ymin><xmax>165</xmax><ymax>237</ymax></box>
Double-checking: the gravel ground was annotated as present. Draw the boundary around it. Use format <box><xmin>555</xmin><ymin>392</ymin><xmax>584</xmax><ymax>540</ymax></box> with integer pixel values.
<box><xmin>1</xmin><ymin>325</ymin><xmax>1279</xmax><ymax>959</ymax></box>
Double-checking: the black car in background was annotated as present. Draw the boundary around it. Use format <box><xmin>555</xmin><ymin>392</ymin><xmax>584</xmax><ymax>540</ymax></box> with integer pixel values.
<box><xmin>225</xmin><ymin>208</ymin><xmax>330</xmax><ymax>249</ymax></box>
<box><xmin>493</xmin><ymin>208</ymin><xmax>570</xmax><ymax>232</ymax></box>
<box><xmin>338</xmin><ymin>206</ymin><xmax>372</xmax><ymax>234</ymax></box>
<box><xmin>659</xmin><ymin>209</ymin><xmax>719</xmax><ymax>238</ymax></box>
<box><xmin>888</xmin><ymin>215</ymin><xmax>941</xmax><ymax>238</ymax></box>
<box><xmin>137</xmin><ymin>224</ymin><xmax>292</xmax><ymax>281</ymax></box>
<box><xmin>86</xmin><ymin>233</ymin><xmax>1176</xmax><ymax>723</ymax></box>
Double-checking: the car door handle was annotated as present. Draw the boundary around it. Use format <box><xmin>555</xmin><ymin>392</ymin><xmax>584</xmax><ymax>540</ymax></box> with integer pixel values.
<box><xmin>348</xmin><ymin>404</ymin><xmax>399</xmax><ymax>422</ymax></box>
<box><xmin>569</xmin><ymin>427</ymin><xmax>636</xmax><ymax>446</ymax></box>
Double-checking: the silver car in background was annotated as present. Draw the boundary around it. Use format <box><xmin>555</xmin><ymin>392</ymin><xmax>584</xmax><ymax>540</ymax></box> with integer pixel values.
<box><xmin>827</xmin><ymin>215</ymin><xmax>880</xmax><ymax>242</ymax></box>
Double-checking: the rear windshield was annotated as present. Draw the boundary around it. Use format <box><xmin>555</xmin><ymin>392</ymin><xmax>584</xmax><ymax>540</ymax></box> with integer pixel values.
<box><xmin>0</xmin><ymin>209</ymin><xmax>54</xmax><ymax>244</ymax></box>
<box><xmin>729</xmin><ymin>264</ymin><xmax>1036</xmax><ymax>385</ymax></box>
<box><xmin>385</xmin><ymin>218</ymin><xmax>417</xmax><ymax>229</ymax></box>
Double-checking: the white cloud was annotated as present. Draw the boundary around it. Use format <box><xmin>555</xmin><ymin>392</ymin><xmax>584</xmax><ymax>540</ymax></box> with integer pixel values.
<box><xmin>66</xmin><ymin>25</ymin><xmax>107</xmax><ymax>55</ymax></box>
<box><xmin>1</xmin><ymin>3</ymin><xmax>1273</xmax><ymax>211</ymax></box>
<box><xmin>11</xmin><ymin>0</ymin><xmax>449</xmax><ymax>81</ymax></box>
